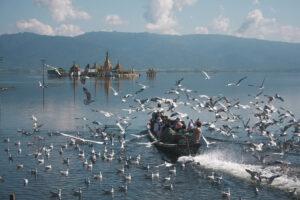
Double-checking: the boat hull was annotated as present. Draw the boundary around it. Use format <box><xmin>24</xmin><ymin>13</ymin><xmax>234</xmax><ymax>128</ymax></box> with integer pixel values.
<box><xmin>147</xmin><ymin>128</ymin><xmax>200</xmax><ymax>158</ymax></box>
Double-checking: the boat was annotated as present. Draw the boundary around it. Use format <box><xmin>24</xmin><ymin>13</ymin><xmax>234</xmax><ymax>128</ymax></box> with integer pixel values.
<box><xmin>147</xmin><ymin>114</ymin><xmax>201</xmax><ymax>158</ymax></box>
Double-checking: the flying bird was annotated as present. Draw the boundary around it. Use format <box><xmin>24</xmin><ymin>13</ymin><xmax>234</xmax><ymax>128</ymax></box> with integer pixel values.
<box><xmin>201</xmin><ymin>71</ymin><xmax>210</xmax><ymax>80</ymax></box>
<box><xmin>227</xmin><ymin>76</ymin><xmax>247</xmax><ymax>86</ymax></box>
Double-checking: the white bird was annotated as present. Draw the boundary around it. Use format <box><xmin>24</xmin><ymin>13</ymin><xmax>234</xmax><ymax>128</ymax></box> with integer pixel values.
<box><xmin>31</xmin><ymin>115</ymin><xmax>38</xmax><ymax>122</ymax></box>
<box><xmin>23</xmin><ymin>178</ymin><xmax>28</xmax><ymax>186</ymax></box>
<box><xmin>124</xmin><ymin>173</ymin><xmax>132</xmax><ymax>181</ymax></box>
<box><xmin>138</xmin><ymin>83</ymin><xmax>149</xmax><ymax>89</ymax></box>
<box><xmin>50</xmin><ymin>189</ymin><xmax>62</xmax><ymax>199</ymax></box>
<box><xmin>201</xmin><ymin>71</ymin><xmax>211</xmax><ymax>79</ymax></box>
<box><xmin>221</xmin><ymin>188</ymin><xmax>231</xmax><ymax>199</ymax></box>
<box><xmin>94</xmin><ymin>171</ymin><xmax>103</xmax><ymax>180</ymax></box>
<box><xmin>130</xmin><ymin>133</ymin><xmax>147</xmax><ymax>139</ymax></box>
<box><xmin>110</xmin><ymin>86</ymin><xmax>118</xmax><ymax>96</ymax></box>
<box><xmin>116</xmin><ymin>122</ymin><xmax>125</xmax><ymax>134</ymax></box>
<box><xmin>60</xmin><ymin>169</ymin><xmax>69</xmax><ymax>176</ymax></box>
<box><xmin>100</xmin><ymin>110</ymin><xmax>114</xmax><ymax>118</ymax></box>
<box><xmin>45</xmin><ymin>164</ymin><xmax>52</xmax><ymax>170</ymax></box>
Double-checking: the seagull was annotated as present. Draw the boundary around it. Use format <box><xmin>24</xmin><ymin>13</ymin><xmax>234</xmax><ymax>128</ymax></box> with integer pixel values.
<box><xmin>226</xmin><ymin>76</ymin><xmax>247</xmax><ymax>86</ymax></box>
<box><xmin>175</xmin><ymin>78</ymin><xmax>184</xmax><ymax>86</ymax></box>
<box><xmin>221</xmin><ymin>188</ymin><xmax>231</xmax><ymax>199</ymax></box>
<box><xmin>110</xmin><ymin>86</ymin><xmax>118</xmax><ymax>96</ymax></box>
<box><xmin>116</xmin><ymin>122</ymin><xmax>126</xmax><ymax>135</ymax></box>
<box><xmin>130</xmin><ymin>133</ymin><xmax>147</xmax><ymax>139</ymax></box>
<box><xmin>23</xmin><ymin>178</ymin><xmax>28</xmax><ymax>186</ymax></box>
<box><xmin>201</xmin><ymin>71</ymin><xmax>210</xmax><ymax>80</ymax></box>
<box><xmin>103</xmin><ymin>187</ymin><xmax>114</xmax><ymax>195</ymax></box>
<box><xmin>38</xmin><ymin>81</ymin><xmax>47</xmax><ymax>88</ymax></box>
<box><xmin>138</xmin><ymin>83</ymin><xmax>149</xmax><ymax>89</ymax></box>
<box><xmin>50</xmin><ymin>189</ymin><xmax>62</xmax><ymax>200</ymax></box>
<box><xmin>60</xmin><ymin>169</ymin><xmax>69</xmax><ymax>176</ymax></box>
<box><xmin>46</xmin><ymin>64</ymin><xmax>62</xmax><ymax>76</ymax></box>
<box><xmin>164</xmin><ymin>183</ymin><xmax>174</xmax><ymax>190</ymax></box>
<box><xmin>73</xmin><ymin>188</ymin><xmax>82</xmax><ymax>198</ymax></box>
<box><xmin>201</xmin><ymin>135</ymin><xmax>216</xmax><ymax>148</ymax></box>
<box><xmin>94</xmin><ymin>171</ymin><xmax>103</xmax><ymax>180</ymax></box>
<box><xmin>100</xmin><ymin>110</ymin><xmax>114</xmax><ymax>118</ymax></box>
<box><xmin>261</xmin><ymin>174</ymin><xmax>281</xmax><ymax>185</ymax></box>
<box><xmin>45</xmin><ymin>164</ymin><xmax>52</xmax><ymax>171</ymax></box>
<box><xmin>119</xmin><ymin>185</ymin><xmax>128</xmax><ymax>193</ymax></box>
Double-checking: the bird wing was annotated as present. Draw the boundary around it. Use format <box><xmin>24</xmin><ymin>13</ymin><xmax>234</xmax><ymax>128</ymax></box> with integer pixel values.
<box><xmin>236</xmin><ymin>76</ymin><xmax>247</xmax><ymax>85</ymax></box>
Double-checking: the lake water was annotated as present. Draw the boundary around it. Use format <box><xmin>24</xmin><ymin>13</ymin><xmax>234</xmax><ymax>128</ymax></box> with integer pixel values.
<box><xmin>0</xmin><ymin>71</ymin><xmax>299</xmax><ymax>199</ymax></box>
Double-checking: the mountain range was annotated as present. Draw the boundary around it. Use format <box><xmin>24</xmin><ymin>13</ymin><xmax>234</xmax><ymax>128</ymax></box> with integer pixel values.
<box><xmin>0</xmin><ymin>31</ymin><xmax>300</xmax><ymax>71</ymax></box>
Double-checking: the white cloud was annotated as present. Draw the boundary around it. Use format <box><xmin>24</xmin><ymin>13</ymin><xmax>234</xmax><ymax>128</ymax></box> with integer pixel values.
<box><xmin>144</xmin><ymin>0</ymin><xmax>197</xmax><ymax>34</ymax></box>
<box><xmin>34</xmin><ymin>0</ymin><xmax>90</xmax><ymax>22</ymax></box>
<box><xmin>195</xmin><ymin>26</ymin><xmax>209</xmax><ymax>34</ymax></box>
<box><xmin>16</xmin><ymin>18</ymin><xmax>83</xmax><ymax>36</ymax></box>
<box><xmin>213</xmin><ymin>15</ymin><xmax>230</xmax><ymax>32</ymax></box>
<box><xmin>236</xmin><ymin>9</ymin><xmax>300</xmax><ymax>42</ymax></box>
<box><xmin>55</xmin><ymin>24</ymin><xmax>84</xmax><ymax>36</ymax></box>
<box><xmin>174</xmin><ymin>0</ymin><xmax>197</xmax><ymax>11</ymax></box>
<box><xmin>16</xmin><ymin>18</ymin><xmax>54</xmax><ymax>35</ymax></box>
<box><xmin>105</xmin><ymin>15</ymin><xmax>124</xmax><ymax>26</ymax></box>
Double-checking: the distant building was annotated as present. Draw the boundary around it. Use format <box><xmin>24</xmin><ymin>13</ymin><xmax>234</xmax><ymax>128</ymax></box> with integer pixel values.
<box><xmin>68</xmin><ymin>51</ymin><xmax>139</xmax><ymax>78</ymax></box>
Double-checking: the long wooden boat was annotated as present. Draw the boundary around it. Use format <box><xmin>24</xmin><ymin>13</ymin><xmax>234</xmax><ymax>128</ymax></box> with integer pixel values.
<box><xmin>147</xmin><ymin>124</ymin><xmax>201</xmax><ymax>158</ymax></box>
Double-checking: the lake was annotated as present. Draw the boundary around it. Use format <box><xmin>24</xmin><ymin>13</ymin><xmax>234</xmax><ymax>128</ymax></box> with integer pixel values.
<box><xmin>0</xmin><ymin>71</ymin><xmax>299</xmax><ymax>199</ymax></box>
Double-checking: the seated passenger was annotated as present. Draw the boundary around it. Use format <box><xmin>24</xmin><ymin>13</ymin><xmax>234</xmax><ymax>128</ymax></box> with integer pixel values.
<box><xmin>174</xmin><ymin>118</ymin><xmax>183</xmax><ymax>131</ymax></box>
<box><xmin>153</xmin><ymin>117</ymin><xmax>163</xmax><ymax>137</ymax></box>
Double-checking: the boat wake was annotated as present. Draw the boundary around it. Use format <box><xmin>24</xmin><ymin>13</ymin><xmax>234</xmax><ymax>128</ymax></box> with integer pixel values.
<box><xmin>178</xmin><ymin>150</ymin><xmax>300</xmax><ymax>197</ymax></box>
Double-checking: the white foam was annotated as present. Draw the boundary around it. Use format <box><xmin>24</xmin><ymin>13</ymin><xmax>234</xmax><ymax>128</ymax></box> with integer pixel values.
<box><xmin>178</xmin><ymin>150</ymin><xmax>300</xmax><ymax>197</ymax></box>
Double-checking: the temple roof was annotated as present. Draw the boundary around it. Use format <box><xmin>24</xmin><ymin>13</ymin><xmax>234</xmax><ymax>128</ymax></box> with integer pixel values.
<box><xmin>103</xmin><ymin>51</ymin><xmax>112</xmax><ymax>70</ymax></box>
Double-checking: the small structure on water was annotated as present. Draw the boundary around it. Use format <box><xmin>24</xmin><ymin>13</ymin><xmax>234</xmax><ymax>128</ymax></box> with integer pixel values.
<box><xmin>70</xmin><ymin>51</ymin><xmax>139</xmax><ymax>78</ymax></box>
<box><xmin>146</xmin><ymin>68</ymin><xmax>157</xmax><ymax>78</ymax></box>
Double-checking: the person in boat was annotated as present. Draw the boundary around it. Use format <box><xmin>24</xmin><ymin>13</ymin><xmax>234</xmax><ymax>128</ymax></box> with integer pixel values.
<box><xmin>187</xmin><ymin>118</ymin><xmax>195</xmax><ymax>131</ymax></box>
<box><xmin>193</xmin><ymin>120</ymin><xmax>202</xmax><ymax>143</ymax></box>
<box><xmin>174</xmin><ymin>118</ymin><xmax>183</xmax><ymax>131</ymax></box>
<box><xmin>153</xmin><ymin>116</ymin><xmax>164</xmax><ymax>137</ymax></box>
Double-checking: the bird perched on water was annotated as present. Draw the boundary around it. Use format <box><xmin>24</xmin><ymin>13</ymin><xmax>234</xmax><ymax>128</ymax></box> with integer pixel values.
<box><xmin>50</xmin><ymin>189</ymin><xmax>62</xmax><ymax>200</ymax></box>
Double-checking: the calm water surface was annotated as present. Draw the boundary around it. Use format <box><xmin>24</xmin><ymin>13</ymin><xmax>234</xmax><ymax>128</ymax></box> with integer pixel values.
<box><xmin>0</xmin><ymin>71</ymin><xmax>299</xmax><ymax>199</ymax></box>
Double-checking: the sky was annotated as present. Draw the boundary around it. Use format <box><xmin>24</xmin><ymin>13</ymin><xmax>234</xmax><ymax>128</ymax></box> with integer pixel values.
<box><xmin>0</xmin><ymin>0</ymin><xmax>300</xmax><ymax>43</ymax></box>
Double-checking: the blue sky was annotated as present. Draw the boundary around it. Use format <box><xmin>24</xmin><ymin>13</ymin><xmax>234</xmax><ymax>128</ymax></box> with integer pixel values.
<box><xmin>0</xmin><ymin>0</ymin><xmax>299</xmax><ymax>42</ymax></box>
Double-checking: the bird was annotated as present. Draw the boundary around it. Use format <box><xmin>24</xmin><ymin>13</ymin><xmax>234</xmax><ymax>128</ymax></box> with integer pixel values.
<box><xmin>45</xmin><ymin>164</ymin><xmax>52</xmax><ymax>171</ymax></box>
<box><xmin>221</xmin><ymin>188</ymin><xmax>231</xmax><ymax>199</ymax></box>
<box><xmin>94</xmin><ymin>171</ymin><xmax>103</xmax><ymax>180</ymax></box>
<box><xmin>110</xmin><ymin>86</ymin><xmax>118</xmax><ymax>96</ymax></box>
<box><xmin>60</xmin><ymin>169</ymin><xmax>69</xmax><ymax>176</ymax></box>
<box><xmin>164</xmin><ymin>183</ymin><xmax>174</xmax><ymax>190</ymax></box>
<box><xmin>175</xmin><ymin>78</ymin><xmax>184</xmax><ymax>86</ymax></box>
<box><xmin>119</xmin><ymin>185</ymin><xmax>128</xmax><ymax>193</ymax></box>
<box><xmin>227</xmin><ymin>76</ymin><xmax>247</xmax><ymax>86</ymax></box>
<box><xmin>73</xmin><ymin>187</ymin><xmax>82</xmax><ymax>198</ymax></box>
<box><xmin>124</xmin><ymin>173</ymin><xmax>132</xmax><ymax>181</ymax></box>
<box><xmin>50</xmin><ymin>189</ymin><xmax>62</xmax><ymax>200</ymax></box>
<box><xmin>103</xmin><ymin>186</ymin><xmax>114</xmax><ymax>195</ymax></box>
<box><xmin>261</xmin><ymin>174</ymin><xmax>281</xmax><ymax>185</ymax></box>
<box><xmin>23</xmin><ymin>178</ymin><xmax>28</xmax><ymax>186</ymax></box>
<box><xmin>46</xmin><ymin>64</ymin><xmax>62</xmax><ymax>76</ymax></box>
<box><xmin>201</xmin><ymin>71</ymin><xmax>211</xmax><ymax>80</ymax></box>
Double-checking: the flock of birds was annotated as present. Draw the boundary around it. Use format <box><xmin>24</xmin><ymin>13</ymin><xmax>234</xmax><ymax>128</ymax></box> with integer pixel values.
<box><xmin>1</xmin><ymin>71</ymin><xmax>300</xmax><ymax>199</ymax></box>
